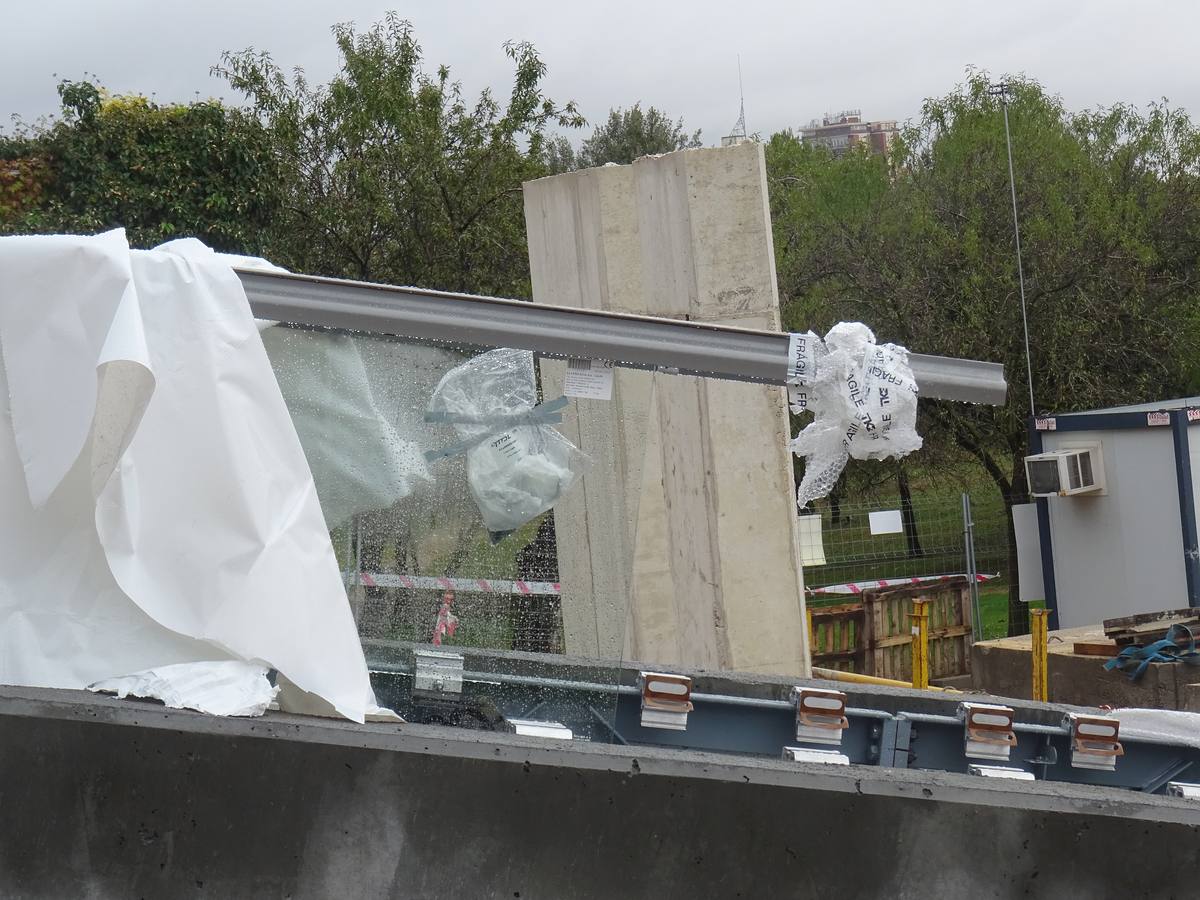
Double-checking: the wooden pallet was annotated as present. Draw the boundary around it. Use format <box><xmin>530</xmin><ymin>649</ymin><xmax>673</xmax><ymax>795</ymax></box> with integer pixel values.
<box><xmin>809</xmin><ymin>579</ymin><xmax>974</xmax><ymax>679</ymax></box>
<box><xmin>1102</xmin><ymin>609</ymin><xmax>1200</xmax><ymax>647</ymax></box>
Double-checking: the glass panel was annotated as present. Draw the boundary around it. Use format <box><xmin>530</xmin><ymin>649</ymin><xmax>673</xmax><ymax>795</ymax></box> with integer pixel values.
<box><xmin>263</xmin><ymin>324</ymin><xmax>635</xmax><ymax>741</ymax></box>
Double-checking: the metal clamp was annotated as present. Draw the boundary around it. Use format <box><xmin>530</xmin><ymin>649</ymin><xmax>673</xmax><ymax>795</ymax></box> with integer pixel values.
<box><xmin>960</xmin><ymin>702</ymin><xmax>1018</xmax><ymax>761</ymax></box>
<box><xmin>1166</xmin><ymin>782</ymin><xmax>1200</xmax><ymax>799</ymax></box>
<box><xmin>504</xmin><ymin>718</ymin><xmax>573</xmax><ymax>740</ymax></box>
<box><xmin>792</xmin><ymin>687</ymin><xmax>849</xmax><ymax>747</ymax></box>
<box><xmin>413</xmin><ymin>649</ymin><xmax>464</xmax><ymax>699</ymax></box>
<box><xmin>968</xmin><ymin>764</ymin><xmax>1035</xmax><ymax>781</ymax></box>
<box><xmin>639</xmin><ymin>672</ymin><xmax>694</xmax><ymax>731</ymax></box>
<box><xmin>783</xmin><ymin>746</ymin><xmax>850</xmax><ymax>765</ymax></box>
<box><xmin>1066</xmin><ymin>715</ymin><xmax>1123</xmax><ymax>771</ymax></box>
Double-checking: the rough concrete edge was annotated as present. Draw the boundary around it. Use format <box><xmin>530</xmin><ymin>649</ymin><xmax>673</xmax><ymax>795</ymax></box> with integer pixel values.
<box><xmin>2</xmin><ymin>685</ymin><xmax>1197</xmax><ymax>827</ymax></box>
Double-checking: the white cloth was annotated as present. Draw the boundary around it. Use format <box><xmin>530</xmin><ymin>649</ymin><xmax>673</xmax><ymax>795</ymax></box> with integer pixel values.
<box><xmin>0</xmin><ymin>229</ymin><xmax>378</xmax><ymax>722</ymax></box>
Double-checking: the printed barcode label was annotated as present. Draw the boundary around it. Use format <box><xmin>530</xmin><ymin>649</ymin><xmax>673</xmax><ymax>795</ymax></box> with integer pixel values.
<box><xmin>563</xmin><ymin>358</ymin><xmax>614</xmax><ymax>400</ymax></box>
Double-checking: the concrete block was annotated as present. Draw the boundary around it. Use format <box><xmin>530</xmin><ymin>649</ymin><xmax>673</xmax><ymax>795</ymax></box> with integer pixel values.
<box><xmin>1185</xmin><ymin>682</ymin><xmax>1200</xmax><ymax>713</ymax></box>
<box><xmin>971</xmin><ymin>634</ymin><xmax>1193</xmax><ymax>709</ymax></box>
<box><xmin>524</xmin><ymin>144</ymin><xmax>809</xmax><ymax>676</ymax></box>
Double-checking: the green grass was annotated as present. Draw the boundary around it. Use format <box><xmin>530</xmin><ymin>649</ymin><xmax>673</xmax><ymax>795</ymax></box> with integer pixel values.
<box><xmin>978</xmin><ymin>584</ymin><xmax>1044</xmax><ymax>641</ymax></box>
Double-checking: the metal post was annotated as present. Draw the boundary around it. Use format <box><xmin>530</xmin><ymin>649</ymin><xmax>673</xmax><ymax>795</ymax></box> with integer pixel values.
<box><xmin>806</xmin><ymin>607</ymin><xmax>816</xmax><ymax>658</ymax></box>
<box><xmin>1170</xmin><ymin>410</ymin><xmax>1200</xmax><ymax>607</ymax></box>
<box><xmin>1031</xmin><ymin>608</ymin><xmax>1051</xmax><ymax>702</ymax></box>
<box><xmin>1027</xmin><ymin>424</ymin><xmax>1061</xmax><ymax>631</ymax></box>
<box><xmin>962</xmin><ymin>493</ymin><xmax>982</xmax><ymax>640</ymax></box>
<box><xmin>911</xmin><ymin>599</ymin><xmax>930</xmax><ymax>690</ymax></box>
<box><xmin>989</xmin><ymin>82</ymin><xmax>1036</xmax><ymax>419</ymax></box>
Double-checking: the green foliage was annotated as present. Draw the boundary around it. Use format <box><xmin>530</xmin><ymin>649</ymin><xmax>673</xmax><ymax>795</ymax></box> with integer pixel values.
<box><xmin>215</xmin><ymin>13</ymin><xmax>583</xmax><ymax>296</ymax></box>
<box><xmin>575</xmin><ymin>103</ymin><xmax>702</xmax><ymax>168</ymax></box>
<box><xmin>769</xmin><ymin>72</ymin><xmax>1200</xmax><ymax>633</ymax></box>
<box><xmin>0</xmin><ymin>79</ymin><xmax>278</xmax><ymax>252</ymax></box>
<box><xmin>541</xmin><ymin>134</ymin><xmax>578</xmax><ymax>175</ymax></box>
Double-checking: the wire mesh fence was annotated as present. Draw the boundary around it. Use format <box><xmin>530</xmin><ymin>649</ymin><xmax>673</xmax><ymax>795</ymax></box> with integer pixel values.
<box><xmin>343</xmin><ymin>484</ymin><xmax>1028</xmax><ymax>657</ymax></box>
<box><xmin>800</xmin><ymin>490</ymin><xmax>1022</xmax><ymax>642</ymax></box>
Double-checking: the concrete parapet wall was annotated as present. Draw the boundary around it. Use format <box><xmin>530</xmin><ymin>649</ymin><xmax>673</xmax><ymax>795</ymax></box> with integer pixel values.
<box><xmin>0</xmin><ymin>687</ymin><xmax>1197</xmax><ymax>899</ymax></box>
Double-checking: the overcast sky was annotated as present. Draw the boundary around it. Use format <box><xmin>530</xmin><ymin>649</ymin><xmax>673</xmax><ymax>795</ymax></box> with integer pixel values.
<box><xmin>3</xmin><ymin>1</ymin><xmax>1195</xmax><ymax>143</ymax></box>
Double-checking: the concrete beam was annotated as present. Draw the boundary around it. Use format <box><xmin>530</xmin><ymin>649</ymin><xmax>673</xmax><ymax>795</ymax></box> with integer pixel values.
<box><xmin>524</xmin><ymin>144</ymin><xmax>810</xmax><ymax>675</ymax></box>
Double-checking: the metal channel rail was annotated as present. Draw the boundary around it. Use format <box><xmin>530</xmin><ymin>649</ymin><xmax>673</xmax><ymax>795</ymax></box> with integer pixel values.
<box><xmin>366</xmin><ymin>652</ymin><xmax>1200</xmax><ymax>798</ymax></box>
<box><xmin>236</xmin><ymin>269</ymin><xmax>1008</xmax><ymax>404</ymax></box>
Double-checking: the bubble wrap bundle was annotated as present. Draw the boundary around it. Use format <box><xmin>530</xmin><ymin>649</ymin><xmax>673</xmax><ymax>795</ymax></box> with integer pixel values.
<box><xmin>789</xmin><ymin>322</ymin><xmax>922</xmax><ymax>508</ymax></box>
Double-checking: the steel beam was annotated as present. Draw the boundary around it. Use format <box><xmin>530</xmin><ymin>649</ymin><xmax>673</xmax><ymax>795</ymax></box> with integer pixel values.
<box><xmin>237</xmin><ymin>269</ymin><xmax>1008</xmax><ymax>405</ymax></box>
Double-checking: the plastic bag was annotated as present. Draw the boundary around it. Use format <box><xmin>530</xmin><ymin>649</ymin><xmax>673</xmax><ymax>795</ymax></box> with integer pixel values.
<box><xmin>426</xmin><ymin>348</ymin><xmax>585</xmax><ymax>542</ymax></box>
<box><xmin>790</xmin><ymin>322</ymin><xmax>922</xmax><ymax>508</ymax></box>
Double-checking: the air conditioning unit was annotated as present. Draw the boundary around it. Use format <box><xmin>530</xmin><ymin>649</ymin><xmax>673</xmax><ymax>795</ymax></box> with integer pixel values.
<box><xmin>1024</xmin><ymin>444</ymin><xmax>1105</xmax><ymax>498</ymax></box>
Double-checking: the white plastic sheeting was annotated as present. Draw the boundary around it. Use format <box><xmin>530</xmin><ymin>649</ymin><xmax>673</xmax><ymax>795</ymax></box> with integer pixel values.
<box><xmin>1103</xmin><ymin>708</ymin><xmax>1200</xmax><ymax>750</ymax></box>
<box><xmin>0</xmin><ymin>230</ymin><xmax>381</xmax><ymax>722</ymax></box>
<box><xmin>260</xmin><ymin>326</ymin><xmax>432</xmax><ymax>527</ymax></box>
<box><xmin>789</xmin><ymin>323</ymin><xmax>922</xmax><ymax>507</ymax></box>
<box><xmin>89</xmin><ymin>660</ymin><xmax>278</xmax><ymax>717</ymax></box>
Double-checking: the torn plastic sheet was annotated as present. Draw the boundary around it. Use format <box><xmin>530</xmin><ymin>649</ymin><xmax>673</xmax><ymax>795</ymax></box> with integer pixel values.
<box><xmin>426</xmin><ymin>348</ymin><xmax>585</xmax><ymax>542</ymax></box>
<box><xmin>0</xmin><ymin>230</ymin><xmax>383</xmax><ymax>723</ymax></box>
<box><xmin>1100</xmin><ymin>708</ymin><xmax>1200</xmax><ymax>750</ymax></box>
<box><xmin>89</xmin><ymin>660</ymin><xmax>278</xmax><ymax>717</ymax></box>
<box><xmin>189</xmin><ymin>238</ymin><xmax>436</xmax><ymax>529</ymax></box>
<box><xmin>789</xmin><ymin>323</ymin><xmax>922</xmax><ymax>508</ymax></box>
<box><xmin>259</xmin><ymin>326</ymin><xmax>432</xmax><ymax>527</ymax></box>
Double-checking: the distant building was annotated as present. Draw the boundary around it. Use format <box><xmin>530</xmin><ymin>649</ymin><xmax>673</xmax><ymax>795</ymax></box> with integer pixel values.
<box><xmin>800</xmin><ymin>110</ymin><xmax>898</xmax><ymax>157</ymax></box>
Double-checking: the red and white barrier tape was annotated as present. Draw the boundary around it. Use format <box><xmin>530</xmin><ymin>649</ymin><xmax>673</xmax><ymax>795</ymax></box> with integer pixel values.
<box><xmin>345</xmin><ymin>570</ymin><xmax>994</xmax><ymax>599</ymax></box>
<box><xmin>344</xmin><ymin>571</ymin><xmax>561</xmax><ymax>596</ymax></box>
<box><xmin>807</xmin><ymin>573</ymin><xmax>998</xmax><ymax>596</ymax></box>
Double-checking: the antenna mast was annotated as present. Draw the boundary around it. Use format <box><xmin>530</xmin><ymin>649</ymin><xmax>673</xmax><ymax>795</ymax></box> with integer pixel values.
<box><xmin>731</xmin><ymin>55</ymin><xmax>747</xmax><ymax>140</ymax></box>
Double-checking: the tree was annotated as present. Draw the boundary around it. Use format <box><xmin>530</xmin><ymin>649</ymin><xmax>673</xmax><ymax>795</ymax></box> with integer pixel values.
<box><xmin>541</xmin><ymin>134</ymin><xmax>578</xmax><ymax>175</ymax></box>
<box><xmin>0</xmin><ymin>79</ymin><xmax>278</xmax><ymax>253</ymax></box>
<box><xmin>576</xmin><ymin>103</ymin><xmax>701</xmax><ymax>168</ymax></box>
<box><xmin>769</xmin><ymin>74</ymin><xmax>1200</xmax><ymax>634</ymax></box>
<box><xmin>215</xmin><ymin>14</ymin><xmax>583</xmax><ymax>297</ymax></box>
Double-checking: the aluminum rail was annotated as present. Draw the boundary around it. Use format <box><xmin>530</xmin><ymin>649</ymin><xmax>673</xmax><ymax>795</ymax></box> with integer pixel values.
<box><xmin>237</xmin><ymin>269</ymin><xmax>1007</xmax><ymax>405</ymax></box>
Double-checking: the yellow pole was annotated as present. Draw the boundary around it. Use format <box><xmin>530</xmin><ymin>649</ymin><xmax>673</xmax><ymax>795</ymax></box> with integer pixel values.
<box><xmin>806</xmin><ymin>607</ymin><xmax>815</xmax><ymax>656</ymax></box>
<box><xmin>910</xmin><ymin>599</ymin><xmax>930</xmax><ymax>690</ymax></box>
<box><xmin>1031</xmin><ymin>608</ymin><xmax>1051</xmax><ymax>702</ymax></box>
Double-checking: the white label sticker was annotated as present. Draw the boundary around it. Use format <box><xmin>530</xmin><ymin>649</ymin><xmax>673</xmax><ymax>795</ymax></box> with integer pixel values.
<box><xmin>1034</xmin><ymin>417</ymin><xmax>1057</xmax><ymax>431</ymax></box>
<box><xmin>563</xmin><ymin>358</ymin><xmax>614</xmax><ymax>400</ymax></box>
<box><xmin>786</xmin><ymin>332</ymin><xmax>819</xmax><ymax>385</ymax></box>
<box><xmin>911</xmin><ymin>625</ymin><xmax>921</xmax><ymax>637</ymax></box>
<box><xmin>1147</xmin><ymin>412</ymin><xmax>1171</xmax><ymax>427</ymax></box>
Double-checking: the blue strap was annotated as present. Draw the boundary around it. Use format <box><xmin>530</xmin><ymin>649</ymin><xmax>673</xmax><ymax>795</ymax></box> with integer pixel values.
<box><xmin>1104</xmin><ymin>624</ymin><xmax>1200</xmax><ymax>681</ymax></box>
<box><xmin>423</xmin><ymin>396</ymin><xmax>569</xmax><ymax>462</ymax></box>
